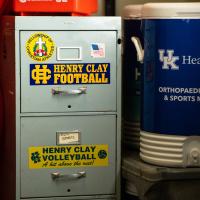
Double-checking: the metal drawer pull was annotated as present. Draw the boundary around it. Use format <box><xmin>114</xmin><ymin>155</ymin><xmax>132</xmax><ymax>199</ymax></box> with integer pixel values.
<box><xmin>51</xmin><ymin>171</ymin><xmax>86</xmax><ymax>180</ymax></box>
<box><xmin>52</xmin><ymin>87</ymin><xmax>87</xmax><ymax>96</ymax></box>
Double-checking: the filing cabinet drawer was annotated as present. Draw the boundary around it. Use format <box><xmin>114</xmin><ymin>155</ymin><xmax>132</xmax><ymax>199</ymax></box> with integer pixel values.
<box><xmin>21</xmin><ymin>115</ymin><xmax>116</xmax><ymax>198</ymax></box>
<box><xmin>20</xmin><ymin>31</ymin><xmax>117</xmax><ymax>113</ymax></box>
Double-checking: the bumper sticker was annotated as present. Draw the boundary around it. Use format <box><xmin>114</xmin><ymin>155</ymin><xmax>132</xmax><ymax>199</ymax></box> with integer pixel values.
<box><xmin>30</xmin><ymin>63</ymin><xmax>110</xmax><ymax>85</ymax></box>
<box><xmin>29</xmin><ymin>144</ymin><xmax>109</xmax><ymax>169</ymax></box>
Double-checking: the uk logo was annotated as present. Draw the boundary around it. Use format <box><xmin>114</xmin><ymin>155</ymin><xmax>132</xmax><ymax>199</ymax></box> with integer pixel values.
<box><xmin>158</xmin><ymin>49</ymin><xmax>179</xmax><ymax>70</ymax></box>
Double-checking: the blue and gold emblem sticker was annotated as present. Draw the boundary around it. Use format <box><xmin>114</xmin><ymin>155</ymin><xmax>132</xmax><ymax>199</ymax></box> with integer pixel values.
<box><xmin>26</xmin><ymin>33</ymin><xmax>55</xmax><ymax>62</ymax></box>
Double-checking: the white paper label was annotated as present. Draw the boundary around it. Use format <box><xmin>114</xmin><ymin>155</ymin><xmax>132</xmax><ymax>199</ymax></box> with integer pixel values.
<box><xmin>57</xmin><ymin>132</ymin><xmax>80</xmax><ymax>145</ymax></box>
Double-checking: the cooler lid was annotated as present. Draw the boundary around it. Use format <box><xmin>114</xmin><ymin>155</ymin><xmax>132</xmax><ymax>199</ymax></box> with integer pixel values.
<box><xmin>123</xmin><ymin>4</ymin><xmax>143</xmax><ymax>19</ymax></box>
<box><xmin>143</xmin><ymin>3</ymin><xmax>200</xmax><ymax>18</ymax></box>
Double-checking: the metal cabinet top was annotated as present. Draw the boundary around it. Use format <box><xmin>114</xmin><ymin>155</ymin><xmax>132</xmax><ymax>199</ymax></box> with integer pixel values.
<box><xmin>14</xmin><ymin>17</ymin><xmax>121</xmax><ymax>31</ymax></box>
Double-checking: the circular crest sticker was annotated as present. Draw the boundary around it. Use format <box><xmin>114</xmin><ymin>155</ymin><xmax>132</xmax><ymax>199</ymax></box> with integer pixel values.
<box><xmin>26</xmin><ymin>33</ymin><xmax>55</xmax><ymax>62</ymax></box>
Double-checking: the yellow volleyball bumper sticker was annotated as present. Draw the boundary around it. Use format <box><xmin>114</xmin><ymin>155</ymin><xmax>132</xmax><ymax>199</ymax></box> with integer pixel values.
<box><xmin>29</xmin><ymin>145</ymin><xmax>108</xmax><ymax>169</ymax></box>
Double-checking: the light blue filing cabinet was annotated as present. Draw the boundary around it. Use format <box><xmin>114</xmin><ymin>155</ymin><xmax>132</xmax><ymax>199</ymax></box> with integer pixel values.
<box><xmin>0</xmin><ymin>17</ymin><xmax>121</xmax><ymax>200</ymax></box>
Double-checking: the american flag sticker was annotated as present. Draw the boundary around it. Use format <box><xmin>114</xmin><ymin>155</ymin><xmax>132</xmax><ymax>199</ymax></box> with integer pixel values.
<box><xmin>91</xmin><ymin>43</ymin><xmax>105</xmax><ymax>58</ymax></box>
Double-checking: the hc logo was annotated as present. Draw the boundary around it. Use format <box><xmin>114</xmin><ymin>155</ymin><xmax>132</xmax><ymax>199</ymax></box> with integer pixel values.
<box><xmin>32</xmin><ymin>65</ymin><xmax>51</xmax><ymax>85</ymax></box>
<box><xmin>158</xmin><ymin>49</ymin><xmax>179</xmax><ymax>70</ymax></box>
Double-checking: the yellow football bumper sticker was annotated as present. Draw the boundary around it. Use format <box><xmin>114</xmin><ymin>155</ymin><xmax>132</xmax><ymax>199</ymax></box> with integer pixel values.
<box><xmin>29</xmin><ymin>145</ymin><xmax>108</xmax><ymax>169</ymax></box>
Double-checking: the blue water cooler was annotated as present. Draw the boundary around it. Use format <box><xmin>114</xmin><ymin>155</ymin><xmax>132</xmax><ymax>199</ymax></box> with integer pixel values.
<box><xmin>133</xmin><ymin>3</ymin><xmax>200</xmax><ymax>167</ymax></box>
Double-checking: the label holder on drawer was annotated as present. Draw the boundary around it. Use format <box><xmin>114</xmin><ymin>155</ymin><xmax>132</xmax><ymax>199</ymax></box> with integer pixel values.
<box><xmin>56</xmin><ymin>131</ymin><xmax>81</xmax><ymax>145</ymax></box>
<box><xmin>57</xmin><ymin>47</ymin><xmax>82</xmax><ymax>61</ymax></box>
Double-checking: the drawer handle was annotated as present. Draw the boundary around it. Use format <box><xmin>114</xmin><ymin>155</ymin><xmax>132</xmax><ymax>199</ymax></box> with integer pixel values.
<box><xmin>52</xmin><ymin>87</ymin><xmax>87</xmax><ymax>96</ymax></box>
<box><xmin>51</xmin><ymin>171</ymin><xmax>86</xmax><ymax>180</ymax></box>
